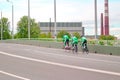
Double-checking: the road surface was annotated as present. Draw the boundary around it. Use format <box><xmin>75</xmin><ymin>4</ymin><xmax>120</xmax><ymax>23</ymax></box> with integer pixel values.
<box><xmin>0</xmin><ymin>43</ymin><xmax>120</xmax><ymax>80</ymax></box>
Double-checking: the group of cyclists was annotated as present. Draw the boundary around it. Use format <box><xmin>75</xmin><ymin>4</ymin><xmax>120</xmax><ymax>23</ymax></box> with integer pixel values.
<box><xmin>62</xmin><ymin>34</ymin><xmax>88</xmax><ymax>53</ymax></box>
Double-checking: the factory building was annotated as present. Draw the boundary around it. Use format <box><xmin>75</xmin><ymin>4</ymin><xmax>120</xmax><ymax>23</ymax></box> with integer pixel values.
<box><xmin>39</xmin><ymin>22</ymin><xmax>84</xmax><ymax>36</ymax></box>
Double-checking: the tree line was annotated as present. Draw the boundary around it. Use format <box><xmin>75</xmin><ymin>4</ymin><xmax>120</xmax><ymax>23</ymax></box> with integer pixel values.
<box><xmin>0</xmin><ymin>16</ymin><xmax>81</xmax><ymax>40</ymax></box>
<box><xmin>0</xmin><ymin>16</ymin><xmax>115</xmax><ymax>40</ymax></box>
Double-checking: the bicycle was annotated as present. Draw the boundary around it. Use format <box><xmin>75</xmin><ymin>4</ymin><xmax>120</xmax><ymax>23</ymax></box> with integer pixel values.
<box><xmin>72</xmin><ymin>44</ymin><xmax>78</xmax><ymax>54</ymax></box>
<box><xmin>81</xmin><ymin>43</ymin><xmax>89</xmax><ymax>54</ymax></box>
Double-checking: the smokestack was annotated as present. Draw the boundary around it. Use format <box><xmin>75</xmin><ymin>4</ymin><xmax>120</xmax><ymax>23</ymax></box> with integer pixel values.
<box><xmin>101</xmin><ymin>13</ymin><xmax>104</xmax><ymax>35</ymax></box>
<box><xmin>104</xmin><ymin>0</ymin><xmax>109</xmax><ymax>35</ymax></box>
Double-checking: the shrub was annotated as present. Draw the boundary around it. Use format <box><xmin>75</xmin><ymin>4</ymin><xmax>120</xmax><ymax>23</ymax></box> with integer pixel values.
<box><xmin>99</xmin><ymin>41</ymin><xmax>104</xmax><ymax>45</ymax></box>
<box><xmin>57</xmin><ymin>30</ymin><xmax>70</xmax><ymax>38</ymax></box>
<box><xmin>107</xmin><ymin>41</ymin><xmax>113</xmax><ymax>46</ymax></box>
<box><xmin>99</xmin><ymin>35</ymin><xmax>115</xmax><ymax>40</ymax></box>
<box><xmin>89</xmin><ymin>40</ymin><xmax>96</xmax><ymax>45</ymax></box>
<box><xmin>40</xmin><ymin>33</ymin><xmax>47</xmax><ymax>38</ymax></box>
<box><xmin>72</xmin><ymin>32</ymin><xmax>81</xmax><ymax>39</ymax></box>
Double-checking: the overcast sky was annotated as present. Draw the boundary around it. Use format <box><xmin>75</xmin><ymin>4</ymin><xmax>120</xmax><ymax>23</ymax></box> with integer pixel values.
<box><xmin>0</xmin><ymin>0</ymin><xmax>120</xmax><ymax>36</ymax></box>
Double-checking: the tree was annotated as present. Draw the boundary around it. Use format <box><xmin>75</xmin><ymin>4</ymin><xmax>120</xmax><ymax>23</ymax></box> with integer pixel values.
<box><xmin>0</xmin><ymin>17</ymin><xmax>11</xmax><ymax>39</ymax></box>
<box><xmin>57</xmin><ymin>30</ymin><xmax>70</xmax><ymax>38</ymax></box>
<box><xmin>72</xmin><ymin>32</ymin><xmax>81</xmax><ymax>39</ymax></box>
<box><xmin>47</xmin><ymin>32</ymin><xmax>52</xmax><ymax>38</ymax></box>
<box><xmin>40</xmin><ymin>33</ymin><xmax>47</xmax><ymax>38</ymax></box>
<box><xmin>99</xmin><ymin>35</ymin><xmax>115</xmax><ymax>40</ymax></box>
<box><xmin>16</xmin><ymin>16</ymin><xmax>40</xmax><ymax>38</ymax></box>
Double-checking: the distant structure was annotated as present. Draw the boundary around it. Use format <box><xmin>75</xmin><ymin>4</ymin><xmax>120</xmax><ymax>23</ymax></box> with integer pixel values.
<box><xmin>39</xmin><ymin>22</ymin><xmax>84</xmax><ymax>36</ymax></box>
<box><xmin>101</xmin><ymin>0</ymin><xmax>109</xmax><ymax>35</ymax></box>
<box><xmin>104</xmin><ymin>0</ymin><xmax>109</xmax><ymax>35</ymax></box>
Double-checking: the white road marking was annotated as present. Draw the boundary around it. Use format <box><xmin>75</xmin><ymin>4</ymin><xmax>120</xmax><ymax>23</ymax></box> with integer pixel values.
<box><xmin>0</xmin><ymin>51</ymin><xmax>120</xmax><ymax>76</ymax></box>
<box><xmin>0</xmin><ymin>70</ymin><xmax>30</xmax><ymax>80</ymax></box>
<box><xmin>32</xmin><ymin>49</ymin><xmax>120</xmax><ymax>64</ymax></box>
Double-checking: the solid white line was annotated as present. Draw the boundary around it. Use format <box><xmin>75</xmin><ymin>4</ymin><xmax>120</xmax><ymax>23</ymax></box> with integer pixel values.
<box><xmin>33</xmin><ymin>50</ymin><xmax>120</xmax><ymax>64</ymax></box>
<box><xmin>0</xmin><ymin>70</ymin><xmax>30</xmax><ymax>80</ymax></box>
<box><xmin>0</xmin><ymin>51</ymin><xmax>120</xmax><ymax>76</ymax></box>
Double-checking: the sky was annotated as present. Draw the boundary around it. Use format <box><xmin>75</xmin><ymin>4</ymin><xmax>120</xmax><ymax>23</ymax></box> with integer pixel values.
<box><xmin>0</xmin><ymin>0</ymin><xmax>120</xmax><ymax>37</ymax></box>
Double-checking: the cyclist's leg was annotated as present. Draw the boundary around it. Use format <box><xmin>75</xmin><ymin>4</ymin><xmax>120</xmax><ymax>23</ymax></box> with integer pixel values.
<box><xmin>82</xmin><ymin>41</ymin><xmax>86</xmax><ymax>53</ymax></box>
<box><xmin>66</xmin><ymin>39</ymin><xmax>69</xmax><ymax>46</ymax></box>
<box><xmin>64</xmin><ymin>41</ymin><xmax>67</xmax><ymax>49</ymax></box>
<box><xmin>84</xmin><ymin>40</ymin><xmax>88</xmax><ymax>54</ymax></box>
<box><xmin>65</xmin><ymin>40</ymin><xmax>70</xmax><ymax>50</ymax></box>
<box><xmin>85</xmin><ymin>41</ymin><xmax>89</xmax><ymax>53</ymax></box>
<box><xmin>75</xmin><ymin>44</ymin><xmax>78</xmax><ymax>53</ymax></box>
<box><xmin>82</xmin><ymin>41</ymin><xmax>85</xmax><ymax>48</ymax></box>
<box><xmin>72</xmin><ymin>43</ymin><xmax>74</xmax><ymax>53</ymax></box>
<box><xmin>74</xmin><ymin>42</ymin><xmax>78</xmax><ymax>52</ymax></box>
<box><xmin>84</xmin><ymin>40</ymin><xmax>87</xmax><ymax>49</ymax></box>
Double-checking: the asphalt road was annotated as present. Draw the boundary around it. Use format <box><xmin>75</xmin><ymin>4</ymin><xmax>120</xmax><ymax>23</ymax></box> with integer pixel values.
<box><xmin>0</xmin><ymin>43</ymin><xmax>120</xmax><ymax>80</ymax></box>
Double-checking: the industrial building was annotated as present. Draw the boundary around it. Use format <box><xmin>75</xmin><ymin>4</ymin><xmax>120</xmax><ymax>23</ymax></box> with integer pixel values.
<box><xmin>38</xmin><ymin>22</ymin><xmax>84</xmax><ymax>36</ymax></box>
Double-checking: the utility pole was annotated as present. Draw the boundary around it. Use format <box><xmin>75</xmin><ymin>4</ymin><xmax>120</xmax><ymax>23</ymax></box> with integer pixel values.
<box><xmin>94</xmin><ymin>0</ymin><xmax>98</xmax><ymax>39</ymax></box>
<box><xmin>28</xmin><ymin>0</ymin><xmax>30</xmax><ymax>39</ymax></box>
<box><xmin>6</xmin><ymin>0</ymin><xmax>14</xmax><ymax>39</ymax></box>
<box><xmin>0</xmin><ymin>2</ymin><xmax>3</xmax><ymax>40</ymax></box>
<box><xmin>54</xmin><ymin>0</ymin><xmax>57</xmax><ymax>40</ymax></box>
<box><xmin>49</xmin><ymin>18</ymin><xmax>51</xmax><ymax>33</ymax></box>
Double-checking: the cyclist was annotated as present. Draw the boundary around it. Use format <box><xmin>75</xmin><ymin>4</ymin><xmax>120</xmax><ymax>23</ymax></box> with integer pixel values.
<box><xmin>71</xmin><ymin>35</ymin><xmax>78</xmax><ymax>48</ymax></box>
<box><xmin>71</xmin><ymin>35</ymin><xmax>78</xmax><ymax>53</ymax></box>
<box><xmin>80</xmin><ymin>35</ymin><xmax>87</xmax><ymax>49</ymax></box>
<box><xmin>63</xmin><ymin>34</ymin><xmax>70</xmax><ymax>47</ymax></box>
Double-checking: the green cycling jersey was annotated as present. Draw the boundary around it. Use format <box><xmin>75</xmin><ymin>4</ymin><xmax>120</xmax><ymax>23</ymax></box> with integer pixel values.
<box><xmin>80</xmin><ymin>36</ymin><xmax>87</xmax><ymax>46</ymax></box>
<box><xmin>80</xmin><ymin>37</ymin><xmax>87</xmax><ymax>43</ymax></box>
<box><xmin>63</xmin><ymin>35</ymin><xmax>69</xmax><ymax>42</ymax></box>
<box><xmin>71</xmin><ymin>36</ymin><xmax>78</xmax><ymax>44</ymax></box>
<box><xmin>63</xmin><ymin>35</ymin><xmax>69</xmax><ymax>46</ymax></box>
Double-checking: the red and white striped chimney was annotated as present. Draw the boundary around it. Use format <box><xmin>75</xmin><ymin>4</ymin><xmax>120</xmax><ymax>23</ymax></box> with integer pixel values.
<box><xmin>104</xmin><ymin>0</ymin><xmax>109</xmax><ymax>35</ymax></box>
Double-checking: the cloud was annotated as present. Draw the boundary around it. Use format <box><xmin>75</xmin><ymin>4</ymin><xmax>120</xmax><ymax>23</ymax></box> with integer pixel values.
<box><xmin>110</xmin><ymin>28</ymin><xmax>120</xmax><ymax>35</ymax></box>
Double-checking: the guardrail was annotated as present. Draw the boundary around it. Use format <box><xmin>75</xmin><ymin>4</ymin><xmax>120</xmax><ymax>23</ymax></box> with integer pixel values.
<box><xmin>0</xmin><ymin>39</ymin><xmax>120</xmax><ymax>56</ymax></box>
